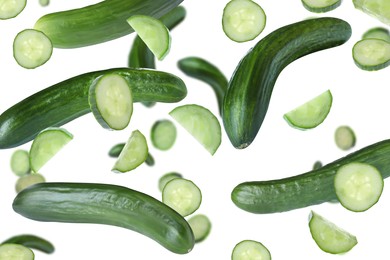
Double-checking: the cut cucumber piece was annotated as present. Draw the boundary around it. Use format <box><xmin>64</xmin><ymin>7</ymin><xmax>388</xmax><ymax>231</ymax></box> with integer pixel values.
<box><xmin>13</xmin><ymin>29</ymin><xmax>53</xmax><ymax>69</ymax></box>
<box><xmin>145</xmin><ymin>152</ymin><xmax>155</xmax><ymax>166</ymax></box>
<box><xmin>112</xmin><ymin>130</ymin><xmax>148</xmax><ymax>173</ymax></box>
<box><xmin>89</xmin><ymin>73</ymin><xmax>133</xmax><ymax>130</ymax></box>
<box><xmin>158</xmin><ymin>172</ymin><xmax>183</xmax><ymax>192</ymax></box>
<box><xmin>127</xmin><ymin>15</ymin><xmax>171</xmax><ymax>60</ymax></box>
<box><xmin>0</xmin><ymin>243</ymin><xmax>34</xmax><ymax>260</ymax></box>
<box><xmin>284</xmin><ymin>90</ymin><xmax>332</xmax><ymax>130</ymax></box>
<box><xmin>309</xmin><ymin>211</ymin><xmax>358</xmax><ymax>254</ymax></box>
<box><xmin>231</xmin><ymin>240</ymin><xmax>271</xmax><ymax>260</ymax></box>
<box><xmin>335</xmin><ymin>126</ymin><xmax>356</xmax><ymax>151</ymax></box>
<box><xmin>352</xmin><ymin>38</ymin><xmax>390</xmax><ymax>71</ymax></box>
<box><xmin>334</xmin><ymin>162</ymin><xmax>383</xmax><ymax>212</ymax></box>
<box><xmin>187</xmin><ymin>214</ymin><xmax>212</xmax><ymax>243</ymax></box>
<box><xmin>10</xmin><ymin>150</ymin><xmax>30</xmax><ymax>176</ymax></box>
<box><xmin>313</xmin><ymin>160</ymin><xmax>323</xmax><ymax>170</ymax></box>
<box><xmin>29</xmin><ymin>127</ymin><xmax>73</xmax><ymax>173</ymax></box>
<box><xmin>15</xmin><ymin>173</ymin><xmax>46</xmax><ymax>193</ymax></box>
<box><xmin>301</xmin><ymin>0</ymin><xmax>341</xmax><ymax>13</ymax></box>
<box><xmin>162</xmin><ymin>178</ymin><xmax>202</xmax><ymax>217</ymax></box>
<box><xmin>222</xmin><ymin>0</ymin><xmax>266</xmax><ymax>42</ymax></box>
<box><xmin>0</xmin><ymin>0</ymin><xmax>26</xmax><ymax>19</ymax></box>
<box><xmin>39</xmin><ymin>0</ymin><xmax>49</xmax><ymax>7</ymax></box>
<box><xmin>169</xmin><ymin>104</ymin><xmax>221</xmax><ymax>155</ymax></box>
<box><xmin>151</xmin><ymin>119</ymin><xmax>177</xmax><ymax>151</ymax></box>
<box><xmin>362</xmin><ymin>27</ymin><xmax>390</xmax><ymax>42</ymax></box>
<box><xmin>108</xmin><ymin>143</ymin><xmax>125</xmax><ymax>158</ymax></box>
<box><xmin>353</xmin><ymin>0</ymin><xmax>390</xmax><ymax>26</ymax></box>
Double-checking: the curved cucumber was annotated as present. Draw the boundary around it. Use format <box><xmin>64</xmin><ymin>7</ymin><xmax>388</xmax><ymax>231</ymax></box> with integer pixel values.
<box><xmin>0</xmin><ymin>68</ymin><xmax>187</xmax><ymax>149</ymax></box>
<box><xmin>12</xmin><ymin>182</ymin><xmax>195</xmax><ymax>254</ymax></box>
<box><xmin>1</xmin><ymin>234</ymin><xmax>54</xmax><ymax>254</ymax></box>
<box><xmin>231</xmin><ymin>138</ymin><xmax>390</xmax><ymax>214</ymax></box>
<box><xmin>222</xmin><ymin>17</ymin><xmax>352</xmax><ymax>149</ymax></box>
<box><xmin>33</xmin><ymin>0</ymin><xmax>184</xmax><ymax>48</ymax></box>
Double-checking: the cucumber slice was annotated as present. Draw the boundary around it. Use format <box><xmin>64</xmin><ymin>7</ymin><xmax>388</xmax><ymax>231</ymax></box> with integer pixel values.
<box><xmin>151</xmin><ymin>119</ymin><xmax>177</xmax><ymax>151</ymax></box>
<box><xmin>39</xmin><ymin>0</ymin><xmax>49</xmax><ymax>7</ymax></box>
<box><xmin>162</xmin><ymin>178</ymin><xmax>202</xmax><ymax>217</ymax></box>
<box><xmin>127</xmin><ymin>15</ymin><xmax>171</xmax><ymax>60</ymax></box>
<box><xmin>158</xmin><ymin>172</ymin><xmax>183</xmax><ymax>192</ymax></box>
<box><xmin>112</xmin><ymin>130</ymin><xmax>148</xmax><ymax>173</ymax></box>
<box><xmin>334</xmin><ymin>162</ymin><xmax>383</xmax><ymax>212</ymax></box>
<box><xmin>335</xmin><ymin>126</ymin><xmax>356</xmax><ymax>151</ymax></box>
<box><xmin>301</xmin><ymin>0</ymin><xmax>341</xmax><ymax>13</ymax></box>
<box><xmin>13</xmin><ymin>29</ymin><xmax>53</xmax><ymax>69</ymax></box>
<box><xmin>362</xmin><ymin>27</ymin><xmax>390</xmax><ymax>42</ymax></box>
<box><xmin>353</xmin><ymin>0</ymin><xmax>390</xmax><ymax>26</ymax></box>
<box><xmin>231</xmin><ymin>240</ymin><xmax>271</xmax><ymax>260</ymax></box>
<box><xmin>284</xmin><ymin>90</ymin><xmax>332</xmax><ymax>130</ymax></box>
<box><xmin>222</xmin><ymin>0</ymin><xmax>266</xmax><ymax>42</ymax></box>
<box><xmin>309</xmin><ymin>211</ymin><xmax>358</xmax><ymax>254</ymax></box>
<box><xmin>169</xmin><ymin>104</ymin><xmax>221</xmax><ymax>155</ymax></box>
<box><xmin>29</xmin><ymin>127</ymin><xmax>73</xmax><ymax>173</ymax></box>
<box><xmin>0</xmin><ymin>0</ymin><xmax>26</xmax><ymax>19</ymax></box>
<box><xmin>187</xmin><ymin>214</ymin><xmax>212</xmax><ymax>243</ymax></box>
<box><xmin>89</xmin><ymin>73</ymin><xmax>133</xmax><ymax>130</ymax></box>
<box><xmin>10</xmin><ymin>150</ymin><xmax>30</xmax><ymax>176</ymax></box>
<box><xmin>15</xmin><ymin>173</ymin><xmax>46</xmax><ymax>193</ymax></box>
<box><xmin>0</xmin><ymin>243</ymin><xmax>34</xmax><ymax>260</ymax></box>
<box><xmin>352</xmin><ymin>38</ymin><xmax>390</xmax><ymax>71</ymax></box>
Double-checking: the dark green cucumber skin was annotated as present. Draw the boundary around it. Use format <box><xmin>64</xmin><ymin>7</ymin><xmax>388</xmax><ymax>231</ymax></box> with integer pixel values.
<box><xmin>232</xmin><ymin>139</ymin><xmax>390</xmax><ymax>214</ymax></box>
<box><xmin>12</xmin><ymin>182</ymin><xmax>194</xmax><ymax>254</ymax></box>
<box><xmin>34</xmin><ymin>0</ymin><xmax>184</xmax><ymax>48</ymax></box>
<box><xmin>1</xmin><ymin>235</ymin><xmax>54</xmax><ymax>254</ymax></box>
<box><xmin>177</xmin><ymin>57</ymin><xmax>228</xmax><ymax>115</ymax></box>
<box><xmin>108</xmin><ymin>143</ymin><xmax>126</xmax><ymax>158</ymax></box>
<box><xmin>0</xmin><ymin>68</ymin><xmax>187</xmax><ymax>149</ymax></box>
<box><xmin>222</xmin><ymin>17</ymin><xmax>352</xmax><ymax>149</ymax></box>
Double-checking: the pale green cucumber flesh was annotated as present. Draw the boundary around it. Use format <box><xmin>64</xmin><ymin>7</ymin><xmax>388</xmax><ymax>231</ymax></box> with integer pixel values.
<box><xmin>334</xmin><ymin>126</ymin><xmax>356</xmax><ymax>150</ymax></box>
<box><xmin>15</xmin><ymin>173</ymin><xmax>46</xmax><ymax>193</ymax></box>
<box><xmin>162</xmin><ymin>178</ymin><xmax>201</xmax><ymax>217</ymax></box>
<box><xmin>151</xmin><ymin>119</ymin><xmax>177</xmax><ymax>151</ymax></box>
<box><xmin>187</xmin><ymin>214</ymin><xmax>211</xmax><ymax>242</ymax></box>
<box><xmin>10</xmin><ymin>150</ymin><xmax>30</xmax><ymax>176</ymax></box>
<box><xmin>353</xmin><ymin>0</ymin><xmax>390</xmax><ymax>25</ymax></box>
<box><xmin>309</xmin><ymin>211</ymin><xmax>358</xmax><ymax>254</ymax></box>
<box><xmin>158</xmin><ymin>172</ymin><xmax>183</xmax><ymax>192</ymax></box>
<box><xmin>362</xmin><ymin>27</ymin><xmax>390</xmax><ymax>42</ymax></box>
<box><xmin>301</xmin><ymin>0</ymin><xmax>341</xmax><ymax>13</ymax></box>
<box><xmin>169</xmin><ymin>104</ymin><xmax>221</xmax><ymax>155</ymax></box>
<box><xmin>39</xmin><ymin>0</ymin><xmax>49</xmax><ymax>7</ymax></box>
<box><xmin>0</xmin><ymin>243</ymin><xmax>34</xmax><ymax>260</ymax></box>
<box><xmin>231</xmin><ymin>240</ymin><xmax>271</xmax><ymax>260</ymax></box>
<box><xmin>0</xmin><ymin>0</ymin><xmax>26</xmax><ymax>19</ymax></box>
<box><xmin>334</xmin><ymin>162</ymin><xmax>383</xmax><ymax>212</ymax></box>
<box><xmin>222</xmin><ymin>0</ymin><xmax>266</xmax><ymax>42</ymax></box>
<box><xmin>352</xmin><ymin>38</ymin><xmax>390</xmax><ymax>70</ymax></box>
<box><xmin>13</xmin><ymin>29</ymin><xmax>53</xmax><ymax>69</ymax></box>
<box><xmin>284</xmin><ymin>90</ymin><xmax>332</xmax><ymax>130</ymax></box>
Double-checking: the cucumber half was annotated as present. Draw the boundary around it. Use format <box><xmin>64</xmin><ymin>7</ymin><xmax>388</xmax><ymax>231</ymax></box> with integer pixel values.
<box><xmin>231</xmin><ymin>240</ymin><xmax>271</xmax><ymax>260</ymax></box>
<box><xmin>0</xmin><ymin>243</ymin><xmax>34</xmax><ymax>260</ymax></box>
<box><xmin>352</xmin><ymin>38</ymin><xmax>390</xmax><ymax>71</ymax></box>
<box><xmin>301</xmin><ymin>0</ymin><xmax>341</xmax><ymax>13</ymax></box>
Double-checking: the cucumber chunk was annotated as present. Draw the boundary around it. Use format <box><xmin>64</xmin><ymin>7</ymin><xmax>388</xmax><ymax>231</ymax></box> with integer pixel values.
<box><xmin>162</xmin><ymin>178</ymin><xmax>201</xmax><ymax>217</ymax></box>
<box><xmin>89</xmin><ymin>73</ymin><xmax>133</xmax><ymax>130</ymax></box>
<box><xmin>313</xmin><ymin>160</ymin><xmax>323</xmax><ymax>170</ymax></box>
<box><xmin>151</xmin><ymin>119</ymin><xmax>177</xmax><ymax>151</ymax></box>
<box><xmin>0</xmin><ymin>243</ymin><xmax>34</xmax><ymax>260</ymax></box>
<box><xmin>222</xmin><ymin>0</ymin><xmax>266</xmax><ymax>42</ymax></box>
<box><xmin>127</xmin><ymin>15</ymin><xmax>171</xmax><ymax>60</ymax></box>
<box><xmin>334</xmin><ymin>162</ymin><xmax>383</xmax><ymax>212</ymax></box>
<box><xmin>187</xmin><ymin>214</ymin><xmax>211</xmax><ymax>243</ymax></box>
<box><xmin>0</xmin><ymin>0</ymin><xmax>26</xmax><ymax>19</ymax></box>
<box><xmin>13</xmin><ymin>29</ymin><xmax>53</xmax><ymax>69</ymax></box>
<box><xmin>112</xmin><ymin>130</ymin><xmax>148</xmax><ymax>173</ymax></box>
<box><xmin>29</xmin><ymin>127</ymin><xmax>73</xmax><ymax>173</ymax></box>
<box><xmin>283</xmin><ymin>90</ymin><xmax>332</xmax><ymax>130</ymax></box>
<box><xmin>352</xmin><ymin>38</ymin><xmax>390</xmax><ymax>71</ymax></box>
<box><xmin>108</xmin><ymin>143</ymin><xmax>126</xmax><ymax>158</ymax></box>
<box><xmin>301</xmin><ymin>0</ymin><xmax>341</xmax><ymax>13</ymax></box>
<box><xmin>231</xmin><ymin>240</ymin><xmax>271</xmax><ymax>260</ymax></box>
<box><xmin>309</xmin><ymin>211</ymin><xmax>358</xmax><ymax>254</ymax></box>
<box><xmin>335</xmin><ymin>126</ymin><xmax>356</xmax><ymax>151</ymax></box>
<box><xmin>353</xmin><ymin>0</ymin><xmax>390</xmax><ymax>26</ymax></box>
<box><xmin>362</xmin><ymin>27</ymin><xmax>390</xmax><ymax>42</ymax></box>
<box><xmin>158</xmin><ymin>172</ymin><xmax>183</xmax><ymax>192</ymax></box>
<box><xmin>169</xmin><ymin>104</ymin><xmax>221</xmax><ymax>155</ymax></box>
<box><xmin>10</xmin><ymin>150</ymin><xmax>30</xmax><ymax>176</ymax></box>
<box><xmin>144</xmin><ymin>152</ymin><xmax>155</xmax><ymax>166</ymax></box>
<box><xmin>15</xmin><ymin>173</ymin><xmax>46</xmax><ymax>193</ymax></box>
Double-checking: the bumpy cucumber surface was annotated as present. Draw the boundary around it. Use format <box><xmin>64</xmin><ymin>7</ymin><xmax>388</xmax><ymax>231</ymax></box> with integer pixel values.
<box><xmin>222</xmin><ymin>17</ymin><xmax>351</xmax><ymax>149</ymax></box>
<box><xmin>231</xmin><ymin>139</ymin><xmax>390</xmax><ymax>213</ymax></box>
<box><xmin>0</xmin><ymin>68</ymin><xmax>187</xmax><ymax>149</ymax></box>
<box><xmin>12</xmin><ymin>182</ymin><xmax>194</xmax><ymax>254</ymax></box>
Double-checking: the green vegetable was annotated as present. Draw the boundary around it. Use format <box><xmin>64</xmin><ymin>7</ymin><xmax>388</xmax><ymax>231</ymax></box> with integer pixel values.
<box><xmin>108</xmin><ymin>143</ymin><xmax>125</xmax><ymax>158</ymax></box>
<box><xmin>301</xmin><ymin>0</ymin><xmax>342</xmax><ymax>13</ymax></box>
<box><xmin>352</xmin><ymin>38</ymin><xmax>390</xmax><ymax>71</ymax></box>
<box><xmin>1</xmin><ymin>234</ymin><xmax>54</xmax><ymax>254</ymax></box>
<box><xmin>334</xmin><ymin>126</ymin><xmax>356</xmax><ymax>151</ymax></box>
<box><xmin>158</xmin><ymin>172</ymin><xmax>183</xmax><ymax>192</ymax></box>
<box><xmin>353</xmin><ymin>0</ymin><xmax>390</xmax><ymax>26</ymax></box>
<box><xmin>231</xmin><ymin>138</ymin><xmax>390</xmax><ymax>213</ymax></box>
<box><xmin>0</xmin><ymin>0</ymin><xmax>26</xmax><ymax>19</ymax></box>
<box><xmin>145</xmin><ymin>153</ymin><xmax>155</xmax><ymax>166</ymax></box>
<box><xmin>38</xmin><ymin>0</ymin><xmax>49</xmax><ymax>7</ymax></box>
<box><xmin>187</xmin><ymin>214</ymin><xmax>212</xmax><ymax>243</ymax></box>
<box><xmin>362</xmin><ymin>27</ymin><xmax>390</xmax><ymax>42</ymax></box>
<box><xmin>12</xmin><ymin>182</ymin><xmax>195</xmax><ymax>254</ymax></box>
<box><xmin>313</xmin><ymin>161</ymin><xmax>323</xmax><ymax>170</ymax></box>
<box><xmin>231</xmin><ymin>240</ymin><xmax>271</xmax><ymax>260</ymax></box>
<box><xmin>0</xmin><ymin>68</ymin><xmax>187</xmax><ymax>149</ymax></box>
<box><xmin>222</xmin><ymin>17</ymin><xmax>352</xmax><ymax>149</ymax></box>
<box><xmin>15</xmin><ymin>173</ymin><xmax>46</xmax><ymax>193</ymax></box>
<box><xmin>151</xmin><ymin>119</ymin><xmax>177</xmax><ymax>151</ymax></box>
<box><xmin>0</xmin><ymin>243</ymin><xmax>34</xmax><ymax>260</ymax></box>
<box><xmin>10</xmin><ymin>150</ymin><xmax>30</xmax><ymax>176</ymax></box>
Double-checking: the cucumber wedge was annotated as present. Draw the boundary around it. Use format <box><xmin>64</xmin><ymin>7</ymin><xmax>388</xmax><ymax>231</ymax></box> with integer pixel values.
<box><xmin>362</xmin><ymin>27</ymin><xmax>390</xmax><ymax>42</ymax></box>
<box><xmin>169</xmin><ymin>104</ymin><xmax>221</xmax><ymax>155</ymax></box>
<box><xmin>301</xmin><ymin>0</ymin><xmax>341</xmax><ymax>13</ymax></box>
<box><xmin>353</xmin><ymin>0</ymin><xmax>390</xmax><ymax>26</ymax></box>
<box><xmin>29</xmin><ymin>127</ymin><xmax>73</xmax><ymax>173</ymax></box>
<box><xmin>232</xmin><ymin>240</ymin><xmax>271</xmax><ymax>260</ymax></box>
<box><xmin>10</xmin><ymin>150</ymin><xmax>30</xmax><ymax>176</ymax></box>
<box><xmin>335</xmin><ymin>125</ymin><xmax>356</xmax><ymax>151</ymax></box>
<box><xmin>127</xmin><ymin>15</ymin><xmax>171</xmax><ymax>60</ymax></box>
<box><xmin>0</xmin><ymin>243</ymin><xmax>34</xmax><ymax>260</ymax></box>
<box><xmin>334</xmin><ymin>162</ymin><xmax>384</xmax><ymax>212</ymax></box>
<box><xmin>284</xmin><ymin>90</ymin><xmax>332</xmax><ymax>130</ymax></box>
<box><xmin>112</xmin><ymin>130</ymin><xmax>148</xmax><ymax>173</ymax></box>
<box><xmin>0</xmin><ymin>0</ymin><xmax>26</xmax><ymax>19</ymax></box>
<box><xmin>309</xmin><ymin>211</ymin><xmax>358</xmax><ymax>254</ymax></box>
<box><xmin>352</xmin><ymin>38</ymin><xmax>390</xmax><ymax>71</ymax></box>
<box><xmin>187</xmin><ymin>214</ymin><xmax>212</xmax><ymax>243</ymax></box>
<box><xmin>89</xmin><ymin>73</ymin><xmax>133</xmax><ymax>130</ymax></box>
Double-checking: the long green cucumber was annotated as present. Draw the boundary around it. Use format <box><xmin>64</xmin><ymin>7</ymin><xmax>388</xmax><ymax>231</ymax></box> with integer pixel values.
<box><xmin>33</xmin><ymin>0</ymin><xmax>184</xmax><ymax>48</ymax></box>
<box><xmin>222</xmin><ymin>17</ymin><xmax>352</xmax><ymax>149</ymax></box>
<box><xmin>12</xmin><ymin>182</ymin><xmax>194</xmax><ymax>254</ymax></box>
<box><xmin>231</xmin><ymin>139</ymin><xmax>390</xmax><ymax>214</ymax></box>
<box><xmin>0</xmin><ymin>68</ymin><xmax>187</xmax><ymax>149</ymax></box>
<box><xmin>1</xmin><ymin>234</ymin><xmax>54</xmax><ymax>254</ymax></box>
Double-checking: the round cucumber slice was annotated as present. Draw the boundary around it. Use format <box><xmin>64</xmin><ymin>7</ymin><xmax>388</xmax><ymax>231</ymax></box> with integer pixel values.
<box><xmin>0</xmin><ymin>0</ymin><xmax>26</xmax><ymax>19</ymax></box>
<box><xmin>334</xmin><ymin>126</ymin><xmax>356</xmax><ymax>151</ymax></box>
<box><xmin>232</xmin><ymin>240</ymin><xmax>271</xmax><ymax>260</ymax></box>
<box><xmin>29</xmin><ymin>127</ymin><xmax>73</xmax><ymax>173</ymax></box>
<box><xmin>283</xmin><ymin>89</ymin><xmax>332</xmax><ymax>130</ymax></box>
<box><xmin>169</xmin><ymin>104</ymin><xmax>221</xmax><ymax>155</ymax></box>
<box><xmin>352</xmin><ymin>38</ymin><xmax>390</xmax><ymax>71</ymax></box>
<box><xmin>301</xmin><ymin>0</ymin><xmax>341</xmax><ymax>13</ymax></box>
<box><xmin>187</xmin><ymin>214</ymin><xmax>212</xmax><ymax>243</ymax></box>
<box><xmin>0</xmin><ymin>243</ymin><xmax>34</xmax><ymax>260</ymax></box>
<box><xmin>10</xmin><ymin>149</ymin><xmax>30</xmax><ymax>176</ymax></box>
<box><xmin>309</xmin><ymin>211</ymin><xmax>358</xmax><ymax>254</ymax></box>
<box><xmin>127</xmin><ymin>15</ymin><xmax>171</xmax><ymax>60</ymax></box>
<box><xmin>151</xmin><ymin>119</ymin><xmax>177</xmax><ymax>151</ymax></box>
<box><xmin>334</xmin><ymin>162</ymin><xmax>384</xmax><ymax>212</ymax></box>
<box><xmin>362</xmin><ymin>27</ymin><xmax>390</xmax><ymax>42</ymax></box>
<box><xmin>158</xmin><ymin>172</ymin><xmax>182</xmax><ymax>192</ymax></box>
<box><xmin>15</xmin><ymin>173</ymin><xmax>46</xmax><ymax>193</ymax></box>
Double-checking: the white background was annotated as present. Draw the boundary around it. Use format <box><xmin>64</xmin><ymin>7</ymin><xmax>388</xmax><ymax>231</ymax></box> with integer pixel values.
<box><xmin>1</xmin><ymin>0</ymin><xmax>390</xmax><ymax>259</ymax></box>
